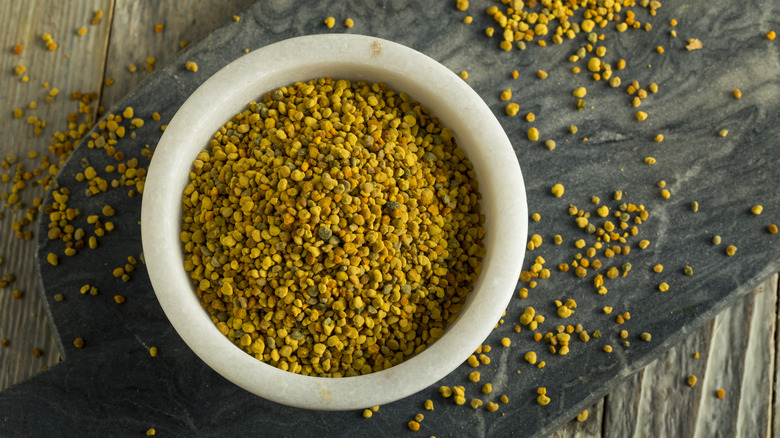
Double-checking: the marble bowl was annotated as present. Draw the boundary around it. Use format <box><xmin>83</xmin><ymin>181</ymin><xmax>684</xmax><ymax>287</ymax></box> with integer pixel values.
<box><xmin>141</xmin><ymin>34</ymin><xmax>527</xmax><ymax>410</ymax></box>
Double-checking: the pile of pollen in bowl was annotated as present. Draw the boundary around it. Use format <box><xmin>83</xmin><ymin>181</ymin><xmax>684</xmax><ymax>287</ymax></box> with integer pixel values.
<box><xmin>180</xmin><ymin>77</ymin><xmax>486</xmax><ymax>377</ymax></box>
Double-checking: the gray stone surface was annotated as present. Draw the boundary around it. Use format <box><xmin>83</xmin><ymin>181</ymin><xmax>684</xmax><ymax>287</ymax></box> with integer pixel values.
<box><xmin>2</xmin><ymin>1</ymin><xmax>780</xmax><ymax>436</ymax></box>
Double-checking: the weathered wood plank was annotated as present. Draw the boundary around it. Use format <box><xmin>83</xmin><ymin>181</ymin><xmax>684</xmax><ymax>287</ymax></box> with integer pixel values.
<box><xmin>603</xmin><ymin>276</ymin><xmax>777</xmax><ymax>438</ymax></box>
<box><xmin>0</xmin><ymin>0</ymin><xmax>114</xmax><ymax>391</ymax></box>
<box><xmin>627</xmin><ymin>311</ymin><xmax>714</xmax><ymax>438</ymax></box>
<box><xmin>545</xmin><ymin>399</ymin><xmax>603</xmax><ymax>438</ymax></box>
<box><xmin>0</xmin><ymin>0</ymin><xmax>255</xmax><ymax>393</ymax></box>
<box><xmin>691</xmin><ymin>280</ymin><xmax>774</xmax><ymax>438</ymax></box>
<box><xmin>602</xmin><ymin>370</ymin><xmax>643</xmax><ymax>438</ymax></box>
<box><xmin>736</xmin><ymin>276</ymin><xmax>776</xmax><ymax>438</ymax></box>
<box><xmin>100</xmin><ymin>0</ymin><xmax>255</xmax><ymax>111</ymax></box>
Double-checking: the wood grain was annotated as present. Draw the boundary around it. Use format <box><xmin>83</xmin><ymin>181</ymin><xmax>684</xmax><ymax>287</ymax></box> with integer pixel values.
<box><xmin>556</xmin><ymin>275</ymin><xmax>778</xmax><ymax>438</ymax></box>
<box><xmin>735</xmin><ymin>278</ymin><xmax>775</xmax><ymax>438</ymax></box>
<box><xmin>602</xmin><ymin>371</ymin><xmax>643</xmax><ymax>438</ymax></box>
<box><xmin>692</xmin><ymin>286</ymin><xmax>760</xmax><ymax>438</ymax></box>
<box><xmin>100</xmin><ymin>0</ymin><xmax>255</xmax><ymax>111</ymax></box>
<box><xmin>0</xmin><ymin>0</ymin><xmax>113</xmax><ymax>391</ymax></box>
<box><xmin>0</xmin><ymin>0</ymin><xmax>254</xmax><ymax>392</ymax></box>
<box><xmin>636</xmin><ymin>312</ymin><xmax>715</xmax><ymax>438</ymax></box>
<box><xmin>546</xmin><ymin>399</ymin><xmax>603</xmax><ymax>438</ymax></box>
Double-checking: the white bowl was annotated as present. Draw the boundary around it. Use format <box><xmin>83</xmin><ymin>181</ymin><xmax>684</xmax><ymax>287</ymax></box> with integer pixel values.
<box><xmin>141</xmin><ymin>34</ymin><xmax>527</xmax><ymax>410</ymax></box>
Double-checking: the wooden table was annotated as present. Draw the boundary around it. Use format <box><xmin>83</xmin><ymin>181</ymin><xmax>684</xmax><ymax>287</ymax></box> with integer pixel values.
<box><xmin>1</xmin><ymin>2</ymin><xmax>778</xmax><ymax>436</ymax></box>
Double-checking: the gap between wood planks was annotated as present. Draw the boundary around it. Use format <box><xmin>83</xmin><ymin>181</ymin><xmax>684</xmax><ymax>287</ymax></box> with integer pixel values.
<box><xmin>594</xmin><ymin>274</ymin><xmax>779</xmax><ymax>438</ymax></box>
<box><xmin>0</xmin><ymin>0</ymin><xmax>117</xmax><ymax>392</ymax></box>
<box><xmin>94</xmin><ymin>0</ymin><xmax>116</xmax><ymax>123</ymax></box>
<box><xmin>547</xmin><ymin>274</ymin><xmax>779</xmax><ymax>438</ymax></box>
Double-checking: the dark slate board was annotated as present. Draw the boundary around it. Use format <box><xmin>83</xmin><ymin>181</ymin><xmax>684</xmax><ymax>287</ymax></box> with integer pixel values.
<box><xmin>3</xmin><ymin>1</ymin><xmax>780</xmax><ymax>436</ymax></box>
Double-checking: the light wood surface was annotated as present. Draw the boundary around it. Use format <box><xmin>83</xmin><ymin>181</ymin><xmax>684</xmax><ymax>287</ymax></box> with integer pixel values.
<box><xmin>545</xmin><ymin>275</ymin><xmax>778</xmax><ymax>438</ymax></box>
<box><xmin>1</xmin><ymin>2</ymin><xmax>778</xmax><ymax>436</ymax></box>
<box><xmin>0</xmin><ymin>0</ymin><xmax>112</xmax><ymax>390</ymax></box>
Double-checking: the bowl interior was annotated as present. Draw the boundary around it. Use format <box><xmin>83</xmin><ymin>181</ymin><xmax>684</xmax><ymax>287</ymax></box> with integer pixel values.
<box><xmin>141</xmin><ymin>34</ymin><xmax>527</xmax><ymax>410</ymax></box>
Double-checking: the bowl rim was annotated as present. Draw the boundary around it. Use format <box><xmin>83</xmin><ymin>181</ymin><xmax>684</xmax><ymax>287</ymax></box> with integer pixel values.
<box><xmin>141</xmin><ymin>33</ymin><xmax>527</xmax><ymax>410</ymax></box>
